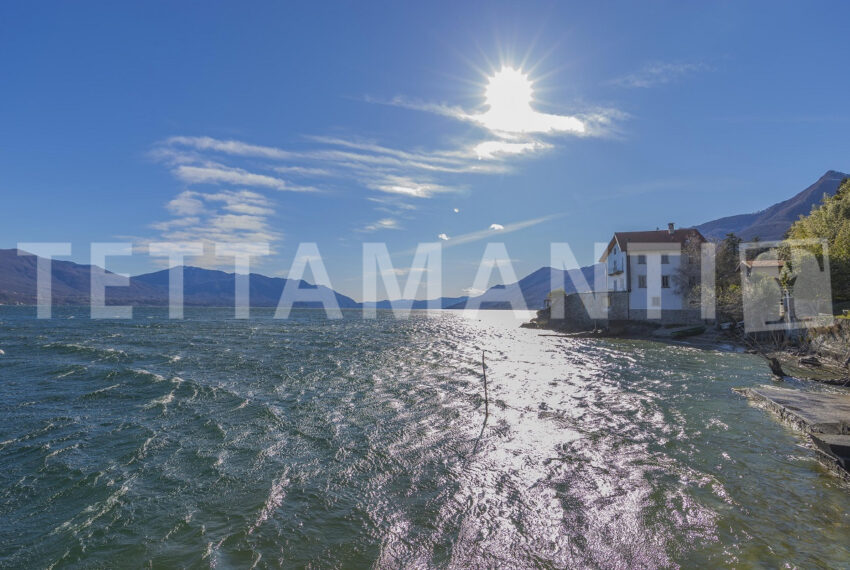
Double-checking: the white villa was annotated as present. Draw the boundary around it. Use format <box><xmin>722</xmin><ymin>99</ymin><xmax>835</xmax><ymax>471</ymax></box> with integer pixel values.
<box><xmin>599</xmin><ymin>223</ymin><xmax>706</xmax><ymax>320</ymax></box>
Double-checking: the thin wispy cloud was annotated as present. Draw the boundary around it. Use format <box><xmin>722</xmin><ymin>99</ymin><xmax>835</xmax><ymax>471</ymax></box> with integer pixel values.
<box><xmin>150</xmin><ymin>189</ymin><xmax>281</xmax><ymax>267</ymax></box>
<box><xmin>368</xmin><ymin>175</ymin><xmax>458</xmax><ymax>198</ymax></box>
<box><xmin>380</xmin><ymin>266</ymin><xmax>421</xmax><ymax>277</ymax></box>
<box><xmin>165</xmin><ymin>135</ymin><xmax>294</xmax><ymax>160</ymax></box>
<box><xmin>173</xmin><ymin>164</ymin><xmax>289</xmax><ymax>190</ymax></box>
<box><xmin>273</xmin><ymin>165</ymin><xmax>334</xmax><ymax>177</ymax></box>
<box><xmin>374</xmin><ymin>91</ymin><xmax>602</xmax><ymax>138</ymax></box>
<box><xmin>360</xmin><ymin>218</ymin><xmax>402</xmax><ymax>232</ymax></box>
<box><xmin>438</xmin><ymin>215</ymin><xmax>557</xmax><ymax>250</ymax></box>
<box><xmin>610</xmin><ymin>61</ymin><xmax>709</xmax><ymax>89</ymax></box>
<box><xmin>155</xmin><ymin>135</ymin><xmax>492</xmax><ymax>203</ymax></box>
<box><xmin>151</xmin><ymin>134</ymin><xmax>486</xmax><ymax>254</ymax></box>
<box><xmin>367</xmin><ymin>196</ymin><xmax>419</xmax><ymax>218</ymax></box>
<box><xmin>474</xmin><ymin>140</ymin><xmax>546</xmax><ymax>159</ymax></box>
<box><xmin>477</xmin><ymin>257</ymin><xmax>520</xmax><ymax>268</ymax></box>
<box><xmin>166</xmin><ymin>190</ymin><xmax>205</xmax><ymax>216</ymax></box>
<box><xmin>153</xmin><ymin>131</ymin><xmax>559</xmax><ymax>262</ymax></box>
<box><xmin>399</xmin><ymin>214</ymin><xmax>559</xmax><ymax>256</ymax></box>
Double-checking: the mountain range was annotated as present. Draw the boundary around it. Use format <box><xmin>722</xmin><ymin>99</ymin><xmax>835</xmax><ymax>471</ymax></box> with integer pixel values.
<box><xmin>1</xmin><ymin>170</ymin><xmax>846</xmax><ymax>310</ymax></box>
<box><xmin>0</xmin><ymin>249</ymin><xmax>594</xmax><ymax>311</ymax></box>
<box><xmin>694</xmin><ymin>170</ymin><xmax>848</xmax><ymax>241</ymax></box>
<box><xmin>445</xmin><ymin>266</ymin><xmax>598</xmax><ymax>310</ymax></box>
<box><xmin>0</xmin><ymin>249</ymin><xmax>359</xmax><ymax>309</ymax></box>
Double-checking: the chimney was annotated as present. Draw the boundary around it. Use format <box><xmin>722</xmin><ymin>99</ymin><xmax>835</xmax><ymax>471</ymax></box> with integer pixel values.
<box><xmin>667</xmin><ymin>222</ymin><xmax>675</xmax><ymax>235</ymax></box>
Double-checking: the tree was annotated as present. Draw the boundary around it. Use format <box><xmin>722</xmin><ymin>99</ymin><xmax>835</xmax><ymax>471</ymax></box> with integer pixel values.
<box><xmin>673</xmin><ymin>233</ymin><xmax>744</xmax><ymax>322</ymax></box>
<box><xmin>786</xmin><ymin>177</ymin><xmax>850</xmax><ymax>304</ymax></box>
<box><xmin>672</xmin><ymin>236</ymin><xmax>702</xmax><ymax>308</ymax></box>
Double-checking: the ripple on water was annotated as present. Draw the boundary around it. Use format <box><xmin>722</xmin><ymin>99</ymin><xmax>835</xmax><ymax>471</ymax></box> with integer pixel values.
<box><xmin>1</xmin><ymin>308</ymin><xmax>849</xmax><ymax>568</ymax></box>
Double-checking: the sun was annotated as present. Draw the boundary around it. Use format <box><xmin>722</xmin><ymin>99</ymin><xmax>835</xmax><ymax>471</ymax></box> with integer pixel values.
<box><xmin>472</xmin><ymin>64</ymin><xmax>586</xmax><ymax>138</ymax></box>
<box><xmin>485</xmin><ymin>66</ymin><xmax>534</xmax><ymax>112</ymax></box>
<box><xmin>478</xmin><ymin>66</ymin><xmax>538</xmax><ymax>134</ymax></box>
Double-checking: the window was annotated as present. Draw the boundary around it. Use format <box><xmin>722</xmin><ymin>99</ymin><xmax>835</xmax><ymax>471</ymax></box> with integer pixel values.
<box><xmin>651</xmin><ymin>296</ymin><xmax>661</xmax><ymax>307</ymax></box>
<box><xmin>661</xmin><ymin>254</ymin><xmax>670</xmax><ymax>264</ymax></box>
<box><xmin>638</xmin><ymin>275</ymin><xmax>647</xmax><ymax>288</ymax></box>
<box><xmin>662</xmin><ymin>275</ymin><xmax>670</xmax><ymax>288</ymax></box>
<box><xmin>637</xmin><ymin>255</ymin><xmax>646</xmax><ymax>265</ymax></box>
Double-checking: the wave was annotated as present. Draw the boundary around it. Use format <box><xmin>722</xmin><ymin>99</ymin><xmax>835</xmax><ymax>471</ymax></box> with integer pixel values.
<box><xmin>41</xmin><ymin>342</ymin><xmax>131</xmax><ymax>362</ymax></box>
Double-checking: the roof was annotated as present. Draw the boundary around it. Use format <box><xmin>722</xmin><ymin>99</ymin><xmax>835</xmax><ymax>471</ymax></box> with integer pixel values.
<box><xmin>599</xmin><ymin>228</ymin><xmax>706</xmax><ymax>262</ymax></box>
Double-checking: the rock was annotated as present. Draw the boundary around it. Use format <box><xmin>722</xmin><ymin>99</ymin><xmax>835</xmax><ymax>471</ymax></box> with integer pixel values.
<box><xmin>799</xmin><ymin>356</ymin><xmax>822</xmax><ymax>367</ymax></box>
<box><xmin>669</xmin><ymin>325</ymin><xmax>706</xmax><ymax>339</ymax></box>
<box><xmin>768</xmin><ymin>357</ymin><xmax>786</xmax><ymax>377</ymax></box>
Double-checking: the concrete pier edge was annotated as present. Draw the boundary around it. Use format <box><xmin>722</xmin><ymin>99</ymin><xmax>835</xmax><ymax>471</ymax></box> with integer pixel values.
<box><xmin>734</xmin><ymin>386</ymin><xmax>850</xmax><ymax>484</ymax></box>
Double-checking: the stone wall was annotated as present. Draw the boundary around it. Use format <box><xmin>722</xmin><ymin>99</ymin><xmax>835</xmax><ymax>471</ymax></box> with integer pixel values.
<box><xmin>548</xmin><ymin>291</ymin><xmax>609</xmax><ymax>331</ymax></box>
<box><xmin>609</xmin><ymin>291</ymin><xmax>629</xmax><ymax>321</ymax></box>
<box><xmin>547</xmin><ymin>290</ymin><xmax>702</xmax><ymax>330</ymax></box>
<box><xmin>626</xmin><ymin>308</ymin><xmax>703</xmax><ymax>325</ymax></box>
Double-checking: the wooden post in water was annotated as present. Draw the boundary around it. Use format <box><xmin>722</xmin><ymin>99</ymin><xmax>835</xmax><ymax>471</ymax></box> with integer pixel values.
<box><xmin>481</xmin><ymin>350</ymin><xmax>489</xmax><ymax>421</ymax></box>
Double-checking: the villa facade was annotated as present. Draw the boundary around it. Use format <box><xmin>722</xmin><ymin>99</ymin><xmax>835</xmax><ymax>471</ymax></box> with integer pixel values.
<box><xmin>599</xmin><ymin>224</ymin><xmax>706</xmax><ymax>322</ymax></box>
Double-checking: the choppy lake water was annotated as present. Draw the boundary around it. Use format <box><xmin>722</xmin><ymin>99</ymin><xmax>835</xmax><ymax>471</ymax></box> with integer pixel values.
<box><xmin>0</xmin><ymin>307</ymin><xmax>848</xmax><ymax>568</ymax></box>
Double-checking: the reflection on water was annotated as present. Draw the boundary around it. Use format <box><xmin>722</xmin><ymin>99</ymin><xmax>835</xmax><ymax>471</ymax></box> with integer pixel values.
<box><xmin>0</xmin><ymin>307</ymin><xmax>848</xmax><ymax>568</ymax></box>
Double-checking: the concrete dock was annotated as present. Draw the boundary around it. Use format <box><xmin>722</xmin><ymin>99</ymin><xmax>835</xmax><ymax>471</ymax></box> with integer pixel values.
<box><xmin>735</xmin><ymin>385</ymin><xmax>850</xmax><ymax>482</ymax></box>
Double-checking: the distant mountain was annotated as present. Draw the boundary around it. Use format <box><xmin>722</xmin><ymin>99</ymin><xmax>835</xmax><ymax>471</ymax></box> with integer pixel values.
<box><xmin>447</xmin><ymin>265</ymin><xmax>600</xmax><ymax>310</ymax></box>
<box><xmin>0</xmin><ymin>248</ymin><xmax>599</xmax><ymax>312</ymax></box>
<box><xmin>695</xmin><ymin>170</ymin><xmax>848</xmax><ymax>241</ymax></box>
<box><xmin>363</xmin><ymin>296</ymin><xmax>469</xmax><ymax>310</ymax></box>
<box><xmin>131</xmin><ymin>266</ymin><xmax>359</xmax><ymax>308</ymax></box>
<box><xmin>0</xmin><ymin>249</ymin><xmax>358</xmax><ymax>308</ymax></box>
<box><xmin>0</xmin><ymin>249</ymin><xmax>163</xmax><ymax>305</ymax></box>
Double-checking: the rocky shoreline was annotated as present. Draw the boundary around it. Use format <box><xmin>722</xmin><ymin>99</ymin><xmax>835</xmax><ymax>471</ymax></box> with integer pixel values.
<box><xmin>525</xmin><ymin>313</ymin><xmax>850</xmax><ymax>385</ymax></box>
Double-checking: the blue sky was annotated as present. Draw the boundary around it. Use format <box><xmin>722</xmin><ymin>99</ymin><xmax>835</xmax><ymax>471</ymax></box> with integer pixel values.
<box><xmin>2</xmin><ymin>1</ymin><xmax>849</xmax><ymax>299</ymax></box>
